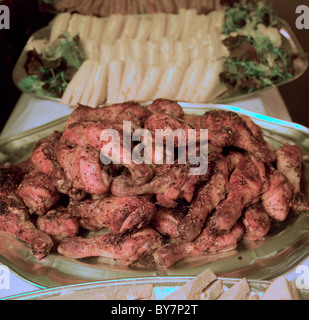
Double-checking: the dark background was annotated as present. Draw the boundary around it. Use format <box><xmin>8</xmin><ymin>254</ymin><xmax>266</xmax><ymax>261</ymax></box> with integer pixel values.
<box><xmin>270</xmin><ymin>0</ymin><xmax>309</xmax><ymax>127</ymax></box>
<box><xmin>0</xmin><ymin>0</ymin><xmax>308</xmax><ymax>133</ymax></box>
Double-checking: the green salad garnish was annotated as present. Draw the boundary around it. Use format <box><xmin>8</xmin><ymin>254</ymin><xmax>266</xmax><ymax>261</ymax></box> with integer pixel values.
<box><xmin>222</xmin><ymin>0</ymin><xmax>278</xmax><ymax>34</ymax></box>
<box><xmin>220</xmin><ymin>0</ymin><xmax>294</xmax><ymax>93</ymax></box>
<box><xmin>19</xmin><ymin>32</ymin><xmax>86</xmax><ymax>98</ymax></box>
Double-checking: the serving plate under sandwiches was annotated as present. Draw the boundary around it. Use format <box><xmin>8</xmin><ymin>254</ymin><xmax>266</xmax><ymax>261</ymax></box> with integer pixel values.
<box><xmin>12</xmin><ymin>15</ymin><xmax>308</xmax><ymax>107</ymax></box>
<box><xmin>2</xmin><ymin>276</ymin><xmax>309</xmax><ymax>300</ymax></box>
<box><xmin>0</xmin><ymin>103</ymin><xmax>309</xmax><ymax>289</ymax></box>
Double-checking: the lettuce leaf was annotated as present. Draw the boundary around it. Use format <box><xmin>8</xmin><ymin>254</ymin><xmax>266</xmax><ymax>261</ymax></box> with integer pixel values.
<box><xmin>222</xmin><ymin>0</ymin><xmax>278</xmax><ymax>34</ymax></box>
<box><xmin>21</xmin><ymin>33</ymin><xmax>85</xmax><ymax>98</ymax></box>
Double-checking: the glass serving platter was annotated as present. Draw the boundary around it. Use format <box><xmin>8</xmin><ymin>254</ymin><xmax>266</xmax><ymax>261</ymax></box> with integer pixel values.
<box><xmin>3</xmin><ymin>276</ymin><xmax>309</xmax><ymax>300</ymax></box>
<box><xmin>0</xmin><ymin>104</ymin><xmax>309</xmax><ymax>289</ymax></box>
<box><xmin>12</xmin><ymin>17</ymin><xmax>308</xmax><ymax>105</ymax></box>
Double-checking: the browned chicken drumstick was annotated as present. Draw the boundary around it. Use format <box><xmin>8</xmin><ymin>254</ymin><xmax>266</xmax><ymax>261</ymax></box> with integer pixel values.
<box><xmin>185</xmin><ymin>110</ymin><xmax>275</xmax><ymax>163</ymax></box>
<box><xmin>68</xmin><ymin>195</ymin><xmax>156</xmax><ymax>234</ymax></box>
<box><xmin>31</xmin><ymin>131</ymin><xmax>85</xmax><ymax>200</ymax></box>
<box><xmin>144</xmin><ymin>112</ymin><xmax>193</xmax><ymax>147</ymax></box>
<box><xmin>275</xmin><ymin>144</ymin><xmax>302</xmax><ymax>193</ymax></box>
<box><xmin>31</xmin><ymin>131</ymin><xmax>63</xmax><ymax>178</ymax></box>
<box><xmin>177</xmin><ymin>157</ymin><xmax>230</xmax><ymax>241</ymax></box>
<box><xmin>0</xmin><ymin>159</ymin><xmax>33</xmax><ymax>196</ymax></box>
<box><xmin>1</xmin><ymin>98</ymin><xmax>308</xmax><ymax>268</ymax></box>
<box><xmin>153</xmin><ymin>222</ymin><xmax>244</xmax><ymax>269</ymax></box>
<box><xmin>57</xmin><ymin>228</ymin><xmax>163</xmax><ymax>267</ymax></box>
<box><xmin>261</xmin><ymin>167</ymin><xmax>294</xmax><ymax>222</ymax></box>
<box><xmin>275</xmin><ymin>144</ymin><xmax>309</xmax><ymax>212</ymax></box>
<box><xmin>65</xmin><ymin>101</ymin><xmax>151</xmax><ymax>129</ymax></box>
<box><xmin>56</xmin><ymin>144</ymin><xmax>111</xmax><ymax>196</ymax></box>
<box><xmin>0</xmin><ymin>195</ymin><xmax>53</xmax><ymax>259</ymax></box>
<box><xmin>210</xmin><ymin>155</ymin><xmax>268</xmax><ymax>231</ymax></box>
<box><xmin>150</xmin><ymin>204</ymin><xmax>186</xmax><ymax>238</ymax></box>
<box><xmin>17</xmin><ymin>169</ymin><xmax>60</xmax><ymax>216</ymax></box>
<box><xmin>242</xmin><ymin>202</ymin><xmax>271</xmax><ymax>241</ymax></box>
<box><xmin>111</xmin><ymin>162</ymin><xmax>207</xmax><ymax>207</ymax></box>
<box><xmin>61</xmin><ymin>120</ymin><xmax>154</xmax><ymax>185</ymax></box>
<box><xmin>146</xmin><ymin>98</ymin><xmax>185</xmax><ymax>119</ymax></box>
<box><xmin>37</xmin><ymin>207</ymin><xmax>79</xmax><ymax>242</ymax></box>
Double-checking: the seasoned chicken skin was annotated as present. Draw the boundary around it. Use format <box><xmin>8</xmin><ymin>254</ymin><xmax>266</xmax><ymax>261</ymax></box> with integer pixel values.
<box><xmin>144</xmin><ymin>112</ymin><xmax>193</xmax><ymax>147</ymax></box>
<box><xmin>61</xmin><ymin>120</ymin><xmax>153</xmax><ymax>185</ymax></box>
<box><xmin>275</xmin><ymin>144</ymin><xmax>303</xmax><ymax>193</ymax></box>
<box><xmin>31</xmin><ymin>131</ymin><xmax>63</xmax><ymax>177</ymax></box>
<box><xmin>210</xmin><ymin>155</ymin><xmax>267</xmax><ymax>231</ymax></box>
<box><xmin>0</xmin><ymin>195</ymin><xmax>53</xmax><ymax>259</ymax></box>
<box><xmin>37</xmin><ymin>207</ymin><xmax>79</xmax><ymax>242</ymax></box>
<box><xmin>31</xmin><ymin>131</ymin><xmax>83</xmax><ymax>199</ymax></box>
<box><xmin>268</xmin><ymin>144</ymin><xmax>309</xmax><ymax>213</ymax></box>
<box><xmin>17</xmin><ymin>170</ymin><xmax>60</xmax><ymax>216</ymax></box>
<box><xmin>146</xmin><ymin>98</ymin><xmax>185</xmax><ymax>119</ymax></box>
<box><xmin>56</xmin><ymin>144</ymin><xmax>111</xmax><ymax>196</ymax></box>
<box><xmin>177</xmin><ymin>157</ymin><xmax>230</xmax><ymax>241</ymax></box>
<box><xmin>151</xmin><ymin>205</ymin><xmax>186</xmax><ymax>238</ymax></box>
<box><xmin>68</xmin><ymin>195</ymin><xmax>156</xmax><ymax>234</ymax></box>
<box><xmin>111</xmin><ymin>163</ymin><xmax>207</xmax><ymax>207</ymax></box>
<box><xmin>261</xmin><ymin>167</ymin><xmax>294</xmax><ymax>222</ymax></box>
<box><xmin>153</xmin><ymin>222</ymin><xmax>244</xmax><ymax>269</ymax></box>
<box><xmin>242</xmin><ymin>202</ymin><xmax>271</xmax><ymax>241</ymax></box>
<box><xmin>1</xmin><ymin>100</ymin><xmax>308</xmax><ymax>267</ymax></box>
<box><xmin>0</xmin><ymin>160</ymin><xmax>33</xmax><ymax>196</ymax></box>
<box><xmin>187</xmin><ymin>110</ymin><xmax>274</xmax><ymax>162</ymax></box>
<box><xmin>57</xmin><ymin>228</ymin><xmax>163</xmax><ymax>266</ymax></box>
<box><xmin>65</xmin><ymin>101</ymin><xmax>151</xmax><ymax>129</ymax></box>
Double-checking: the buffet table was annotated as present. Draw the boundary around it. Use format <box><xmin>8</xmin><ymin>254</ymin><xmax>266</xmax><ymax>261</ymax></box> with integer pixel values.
<box><xmin>0</xmin><ymin>88</ymin><xmax>292</xmax><ymax>139</ymax></box>
<box><xmin>0</xmin><ymin>88</ymin><xmax>309</xmax><ymax>299</ymax></box>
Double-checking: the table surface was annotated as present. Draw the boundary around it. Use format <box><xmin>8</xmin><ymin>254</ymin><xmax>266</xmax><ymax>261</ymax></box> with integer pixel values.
<box><xmin>1</xmin><ymin>89</ymin><xmax>309</xmax><ymax>299</ymax></box>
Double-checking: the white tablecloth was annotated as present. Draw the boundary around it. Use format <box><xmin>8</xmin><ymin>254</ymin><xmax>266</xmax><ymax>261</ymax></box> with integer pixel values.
<box><xmin>0</xmin><ymin>88</ymin><xmax>292</xmax><ymax>138</ymax></box>
<box><xmin>1</xmin><ymin>88</ymin><xmax>309</xmax><ymax>299</ymax></box>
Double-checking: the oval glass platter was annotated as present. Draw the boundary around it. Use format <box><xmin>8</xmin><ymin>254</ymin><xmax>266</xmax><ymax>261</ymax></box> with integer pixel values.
<box><xmin>3</xmin><ymin>276</ymin><xmax>309</xmax><ymax>300</ymax></box>
<box><xmin>0</xmin><ymin>104</ymin><xmax>309</xmax><ymax>289</ymax></box>
<box><xmin>0</xmin><ymin>276</ymin><xmax>272</xmax><ymax>300</ymax></box>
<box><xmin>12</xmin><ymin>17</ymin><xmax>308</xmax><ymax>106</ymax></box>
